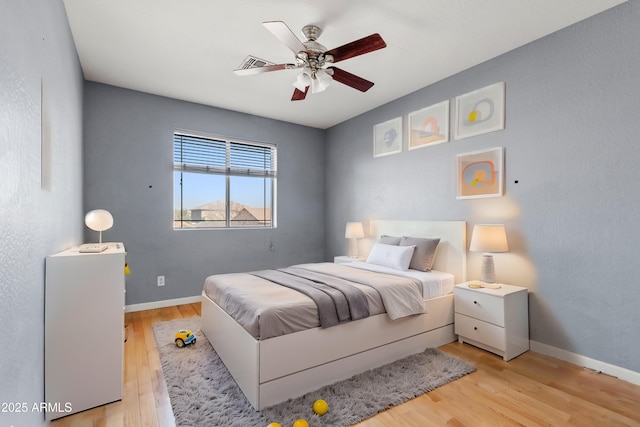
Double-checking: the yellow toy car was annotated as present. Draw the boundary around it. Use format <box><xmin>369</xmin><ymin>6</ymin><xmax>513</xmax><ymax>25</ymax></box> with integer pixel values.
<box><xmin>175</xmin><ymin>329</ymin><xmax>196</xmax><ymax>348</ymax></box>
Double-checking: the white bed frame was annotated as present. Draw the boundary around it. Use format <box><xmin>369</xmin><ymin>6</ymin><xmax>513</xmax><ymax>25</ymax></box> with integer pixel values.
<box><xmin>200</xmin><ymin>220</ymin><xmax>466</xmax><ymax>410</ymax></box>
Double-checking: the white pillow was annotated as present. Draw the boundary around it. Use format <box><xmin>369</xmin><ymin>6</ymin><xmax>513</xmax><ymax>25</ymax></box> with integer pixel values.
<box><xmin>366</xmin><ymin>243</ymin><xmax>416</xmax><ymax>271</ymax></box>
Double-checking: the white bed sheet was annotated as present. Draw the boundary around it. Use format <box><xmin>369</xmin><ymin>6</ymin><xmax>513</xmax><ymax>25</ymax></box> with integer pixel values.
<box><xmin>342</xmin><ymin>261</ymin><xmax>455</xmax><ymax>299</ymax></box>
<box><xmin>203</xmin><ymin>263</ymin><xmax>454</xmax><ymax>340</ymax></box>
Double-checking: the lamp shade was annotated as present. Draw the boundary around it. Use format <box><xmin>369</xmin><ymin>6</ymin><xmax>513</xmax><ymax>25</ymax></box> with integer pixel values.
<box><xmin>345</xmin><ymin>222</ymin><xmax>365</xmax><ymax>239</ymax></box>
<box><xmin>293</xmin><ymin>71</ymin><xmax>311</xmax><ymax>91</ymax></box>
<box><xmin>315</xmin><ymin>68</ymin><xmax>333</xmax><ymax>89</ymax></box>
<box><xmin>470</xmin><ymin>224</ymin><xmax>509</xmax><ymax>253</ymax></box>
<box><xmin>85</xmin><ymin>209</ymin><xmax>114</xmax><ymax>232</ymax></box>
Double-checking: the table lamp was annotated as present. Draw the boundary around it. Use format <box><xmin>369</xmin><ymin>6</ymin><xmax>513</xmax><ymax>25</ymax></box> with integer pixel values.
<box><xmin>469</xmin><ymin>224</ymin><xmax>509</xmax><ymax>283</ymax></box>
<box><xmin>345</xmin><ymin>222</ymin><xmax>365</xmax><ymax>258</ymax></box>
<box><xmin>84</xmin><ymin>209</ymin><xmax>114</xmax><ymax>251</ymax></box>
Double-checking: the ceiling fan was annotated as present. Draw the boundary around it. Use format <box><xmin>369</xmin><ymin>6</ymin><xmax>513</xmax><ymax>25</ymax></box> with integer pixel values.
<box><xmin>234</xmin><ymin>21</ymin><xmax>386</xmax><ymax>101</ymax></box>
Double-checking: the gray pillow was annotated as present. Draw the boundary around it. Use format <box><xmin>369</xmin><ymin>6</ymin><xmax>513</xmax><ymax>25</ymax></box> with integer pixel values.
<box><xmin>400</xmin><ymin>236</ymin><xmax>440</xmax><ymax>271</ymax></box>
<box><xmin>379</xmin><ymin>235</ymin><xmax>401</xmax><ymax>245</ymax></box>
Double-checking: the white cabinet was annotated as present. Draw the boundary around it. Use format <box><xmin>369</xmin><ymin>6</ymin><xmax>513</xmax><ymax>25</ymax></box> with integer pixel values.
<box><xmin>45</xmin><ymin>243</ymin><xmax>125</xmax><ymax>420</ymax></box>
<box><xmin>454</xmin><ymin>282</ymin><xmax>529</xmax><ymax>361</ymax></box>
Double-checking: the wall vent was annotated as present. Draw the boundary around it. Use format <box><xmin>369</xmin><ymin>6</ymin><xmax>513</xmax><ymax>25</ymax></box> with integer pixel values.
<box><xmin>238</xmin><ymin>56</ymin><xmax>274</xmax><ymax>70</ymax></box>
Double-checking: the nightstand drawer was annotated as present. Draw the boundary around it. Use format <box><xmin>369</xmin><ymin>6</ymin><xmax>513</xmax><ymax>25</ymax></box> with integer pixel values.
<box><xmin>455</xmin><ymin>288</ymin><xmax>505</xmax><ymax>326</ymax></box>
<box><xmin>455</xmin><ymin>313</ymin><xmax>506</xmax><ymax>351</ymax></box>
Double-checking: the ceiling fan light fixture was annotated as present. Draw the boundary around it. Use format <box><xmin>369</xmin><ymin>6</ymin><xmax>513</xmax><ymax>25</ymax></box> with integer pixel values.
<box><xmin>316</xmin><ymin>68</ymin><xmax>333</xmax><ymax>86</ymax></box>
<box><xmin>293</xmin><ymin>71</ymin><xmax>311</xmax><ymax>91</ymax></box>
<box><xmin>311</xmin><ymin>74</ymin><xmax>330</xmax><ymax>94</ymax></box>
<box><xmin>296</xmin><ymin>51</ymin><xmax>309</xmax><ymax>63</ymax></box>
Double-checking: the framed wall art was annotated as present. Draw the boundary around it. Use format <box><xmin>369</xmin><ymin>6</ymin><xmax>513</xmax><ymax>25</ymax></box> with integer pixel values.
<box><xmin>454</xmin><ymin>82</ymin><xmax>505</xmax><ymax>140</ymax></box>
<box><xmin>408</xmin><ymin>100</ymin><xmax>449</xmax><ymax>150</ymax></box>
<box><xmin>373</xmin><ymin>116</ymin><xmax>402</xmax><ymax>157</ymax></box>
<box><xmin>456</xmin><ymin>147</ymin><xmax>504</xmax><ymax>199</ymax></box>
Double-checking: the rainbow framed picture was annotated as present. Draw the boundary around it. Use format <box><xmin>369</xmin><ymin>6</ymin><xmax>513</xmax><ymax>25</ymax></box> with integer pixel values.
<box><xmin>456</xmin><ymin>147</ymin><xmax>504</xmax><ymax>199</ymax></box>
<box><xmin>454</xmin><ymin>82</ymin><xmax>505</xmax><ymax>140</ymax></box>
<box><xmin>408</xmin><ymin>100</ymin><xmax>449</xmax><ymax>150</ymax></box>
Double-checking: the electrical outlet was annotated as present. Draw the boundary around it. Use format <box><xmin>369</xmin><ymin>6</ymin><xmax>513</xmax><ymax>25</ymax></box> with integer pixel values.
<box><xmin>157</xmin><ymin>275</ymin><xmax>165</xmax><ymax>287</ymax></box>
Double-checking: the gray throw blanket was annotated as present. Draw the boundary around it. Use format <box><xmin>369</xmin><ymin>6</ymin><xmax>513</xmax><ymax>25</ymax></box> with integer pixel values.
<box><xmin>296</xmin><ymin>263</ymin><xmax>427</xmax><ymax>320</ymax></box>
<box><xmin>251</xmin><ymin>268</ymin><xmax>370</xmax><ymax>328</ymax></box>
<box><xmin>280</xmin><ymin>267</ymin><xmax>370</xmax><ymax>320</ymax></box>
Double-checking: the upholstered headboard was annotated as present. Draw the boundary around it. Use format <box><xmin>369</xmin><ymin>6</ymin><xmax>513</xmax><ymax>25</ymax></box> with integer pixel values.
<box><xmin>366</xmin><ymin>220</ymin><xmax>467</xmax><ymax>283</ymax></box>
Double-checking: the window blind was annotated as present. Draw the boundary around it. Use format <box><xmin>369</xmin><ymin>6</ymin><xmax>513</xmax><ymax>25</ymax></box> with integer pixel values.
<box><xmin>173</xmin><ymin>133</ymin><xmax>277</xmax><ymax>177</ymax></box>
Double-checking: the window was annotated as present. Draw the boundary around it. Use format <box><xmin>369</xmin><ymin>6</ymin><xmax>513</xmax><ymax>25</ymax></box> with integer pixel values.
<box><xmin>173</xmin><ymin>132</ymin><xmax>276</xmax><ymax>229</ymax></box>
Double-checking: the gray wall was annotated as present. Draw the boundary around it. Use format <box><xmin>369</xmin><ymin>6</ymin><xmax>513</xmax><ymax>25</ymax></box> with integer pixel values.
<box><xmin>2</xmin><ymin>2</ymin><xmax>636</xmax><ymax>424</ymax></box>
<box><xmin>0</xmin><ymin>0</ymin><xmax>84</xmax><ymax>425</ymax></box>
<box><xmin>325</xmin><ymin>1</ymin><xmax>640</xmax><ymax>373</ymax></box>
<box><xmin>83</xmin><ymin>83</ymin><xmax>326</xmax><ymax>305</ymax></box>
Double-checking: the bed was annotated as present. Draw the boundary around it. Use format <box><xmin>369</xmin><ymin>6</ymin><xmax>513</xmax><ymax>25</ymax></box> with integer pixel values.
<box><xmin>200</xmin><ymin>220</ymin><xmax>467</xmax><ymax>410</ymax></box>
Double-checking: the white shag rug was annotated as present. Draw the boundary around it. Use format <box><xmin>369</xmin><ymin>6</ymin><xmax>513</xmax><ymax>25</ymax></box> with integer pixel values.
<box><xmin>153</xmin><ymin>317</ymin><xmax>475</xmax><ymax>427</ymax></box>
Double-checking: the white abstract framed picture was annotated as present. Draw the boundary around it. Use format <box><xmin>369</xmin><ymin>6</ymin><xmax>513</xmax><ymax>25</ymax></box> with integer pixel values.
<box><xmin>408</xmin><ymin>100</ymin><xmax>449</xmax><ymax>150</ymax></box>
<box><xmin>373</xmin><ymin>117</ymin><xmax>402</xmax><ymax>157</ymax></box>
<box><xmin>456</xmin><ymin>147</ymin><xmax>504</xmax><ymax>199</ymax></box>
<box><xmin>454</xmin><ymin>82</ymin><xmax>505</xmax><ymax>140</ymax></box>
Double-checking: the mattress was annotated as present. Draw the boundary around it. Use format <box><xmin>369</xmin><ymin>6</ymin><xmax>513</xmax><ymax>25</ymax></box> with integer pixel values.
<box><xmin>342</xmin><ymin>261</ymin><xmax>455</xmax><ymax>299</ymax></box>
<box><xmin>202</xmin><ymin>262</ymin><xmax>455</xmax><ymax>340</ymax></box>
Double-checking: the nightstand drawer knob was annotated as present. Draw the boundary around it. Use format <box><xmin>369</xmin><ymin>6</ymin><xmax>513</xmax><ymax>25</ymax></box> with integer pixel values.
<box><xmin>474</xmin><ymin>326</ymin><xmax>478</xmax><ymax>331</ymax></box>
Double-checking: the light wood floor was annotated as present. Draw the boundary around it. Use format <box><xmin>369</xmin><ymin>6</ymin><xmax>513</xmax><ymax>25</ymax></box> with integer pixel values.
<box><xmin>52</xmin><ymin>303</ymin><xmax>640</xmax><ymax>427</ymax></box>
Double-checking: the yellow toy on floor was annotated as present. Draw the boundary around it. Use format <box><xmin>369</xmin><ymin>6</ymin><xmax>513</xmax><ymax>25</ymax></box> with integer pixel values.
<box><xmin>174</xmin><ymin>329</ymin><xmax>196</xmax><ymax>348</ymax></box>
<box><xmin>313</xmin><ymin>399</ymin><xmax>329</xmax><ymax>416</ymax></box>
<box><xmin>266</xmin><ymin>398</ymin><xmax>328</xmax><ymax>426</ymax></box>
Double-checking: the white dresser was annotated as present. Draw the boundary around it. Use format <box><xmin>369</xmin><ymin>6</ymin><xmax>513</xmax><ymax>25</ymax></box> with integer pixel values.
<box><xmin>45</xmin><ymin>243</ymin><xmax>125</xmax><ymax>420</ymax></box>
<box><xmin>454</xmin><ymin>282</ymin><xmax>529</xmax><ymax>361</ymax></box>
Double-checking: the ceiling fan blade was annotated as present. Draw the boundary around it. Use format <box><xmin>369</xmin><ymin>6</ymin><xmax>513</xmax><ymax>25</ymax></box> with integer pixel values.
<box><xmin>291</xmin><ymin>86</ymin><xmax>309</xmax><ymax>101</ymax></box>
<box><xmin>263</xmin><ymin>21</ymin><xmax>306</xmax><ymax>55</ymax></box>
<box><xmin>325</xmin><ymin>33</ymin><xmax>386</xmax><ymax>63</ymax></box>
<box><xmin>327</xmin><ymin>67</ymin><xmax>374</xmax><ymax>92</ymax></box>
<box><xmin>233</xmin><ymin>63</ymin><xmax>297</xmax><ymax>76</ymax></box>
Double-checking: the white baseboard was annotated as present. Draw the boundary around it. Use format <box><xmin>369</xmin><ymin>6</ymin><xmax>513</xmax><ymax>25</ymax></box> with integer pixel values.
<box><xmin>530</xmin><ymin>340</ymin><xmax>640</xmax><ymax>386</ymax></box>
<box><xmin>125</xmin><ymin>295</ymin><xmax>201</xmax><ymax>313</ymax></box>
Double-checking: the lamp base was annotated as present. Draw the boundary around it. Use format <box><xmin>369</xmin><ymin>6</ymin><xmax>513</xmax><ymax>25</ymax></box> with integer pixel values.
<box><xmin>347</xmin><ymin>238</ymin><xmax>359</xmax><ymax>258</ymax></box>
<box><xmin>480</xmin><ymin>254</ymin><xmax>496</xmax><ymax>283</ymax></box>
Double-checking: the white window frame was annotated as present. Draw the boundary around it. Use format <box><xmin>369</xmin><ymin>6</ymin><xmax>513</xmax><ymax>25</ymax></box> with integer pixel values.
<box><xmin>173</xmin><ymin>131</ymin><xmax>277</xmax><ymax>229</ymax></box>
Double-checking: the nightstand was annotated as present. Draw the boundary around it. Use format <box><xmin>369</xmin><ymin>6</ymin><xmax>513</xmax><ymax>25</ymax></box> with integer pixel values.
<box><xmin>334</xmin><ymin>255</ymin><xmax>366</xmax><ymax>264</ymax></box>
<box><xmin>454</xmin><ymin>282</ymin><xmax>529</xmax><ymax>361</ymax></box>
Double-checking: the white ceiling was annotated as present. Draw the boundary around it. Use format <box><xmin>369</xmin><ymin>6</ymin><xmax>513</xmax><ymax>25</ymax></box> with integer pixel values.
<box><xmin>62</xmin><ymin>0</ymin><xmax>625</xmax><ymax>129</ymax></box>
